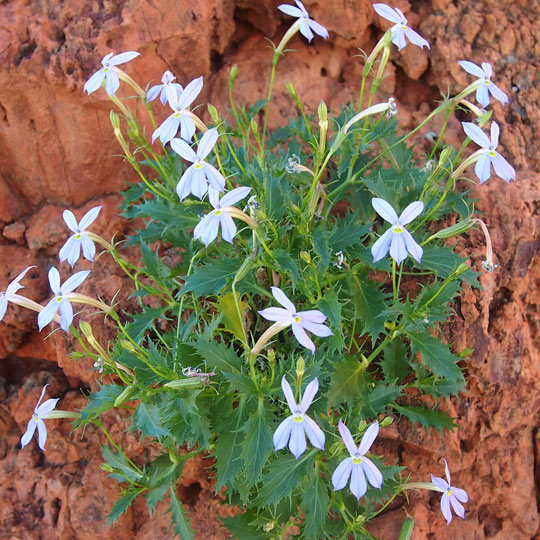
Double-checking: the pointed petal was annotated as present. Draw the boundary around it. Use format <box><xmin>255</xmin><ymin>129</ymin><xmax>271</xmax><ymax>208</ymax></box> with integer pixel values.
<box><xmin>332</xmin><ymin>457</ymin><xmax>354</xmax><ymax>490</ymax></box>
<box><xmin>462</xmin><ymin>122</ymin><xmax>490</xmax><ymax>149</ymax></box>
<box><xmin>392</xmin><ymin>28</ymin><xmax>407</xmax><ymax>50</ymax></box>
<box><xmin>219</xmin><ymin>211</ymin><xmax>237</xmax><ymax>243</ymax></box>
<box><xmin>299</xmin><ymin>377</ymin><xmax>319</xmax><ymax>412</ymax></box>
<box><xmin>47</xmin><ymin>267</ymin><xmax>60</xmax><ymax>294</ymax></box>
<box><xmin>78</xmin><ymin>206</ymin><xmax>102</xmax><ymax>230</ymax></box>
<box><xmin>273</xmin><ymin>416</ymin><xmax>294</xmax><ymax>450</ymax></box>
<box><xmin>63</xmin><ymin>237</ymin><xmax>81</xmax><ymax>268</ymax></box>
<box><xmin>431</xmin><ymin>474</ymin><xmax>449</xmax><ymax>491</ymax></box>
<box><xmin>80</xmin><ymin>234</ymin><xmax>96</xmax><ymax>262</ymax></box>
<box><xmin>490</xmin><ymin>122</ymin><xmax>500</xmax><ymax>148</ymax></box>
<box><xmin>0</xmin><ymin>299</ymin><xmax>7</xmax><ymax>321</ymax></box>
<box><xmin>294</xmin><ymin>0</ymin><xmax>309</xmax><ymax>17</ymax></box>
<box><xmin>220</xmin><ymin>186</ymin><xmax>251</xmax><ymax>207</ymax></box>
<box><xmin>59</xmin><ymin>299</ymin><xmax>73</xmax><ymax>332</ymax></box>
<box><xmin>308</xmin><ymin>19</ymin><xmax>329</xmax><ymax>39</ymax></box>
<box><xmin>399</xmin><ymin>201</ymin><xmax>424</xmax><ymax>225</ymax></box>
<box><xmin>281</xmin><ymin>376</ymin><xmax>298</xmax><ymax>412</ymax></box>
<box><xmin>21</xmin><ymin>419</ymin><xmax>37</xmax><ymax>448</ymax></box>
<box><xmin>83</xmin><ymin>69</ymin><xmax>106</xmax><ymax>94</ymax></box>
<box><xmin>442</xmin><ymin>458</ymin><xmax>452</xmax><ymax>484</ymax></box>
<box><xmin>197</xmin><ymin>128</ymin><xmax>219</xmax><ymax>160</ymax></box>
<box><xmin>405</xmin><ymin>28</ymin><xmax>430</xmax><ymax>49</ymax></box>
<box><xmin>298</xmin><ymin>19</ymin><xmax>314</xmax><ymax>42</ymax></box>
<box><xmin>373</xmin><ymin>3</ymin><xmax>402</xmax><ymax>23</ymax></box>
<box><xmin>292</xmin><ymin>322</ymin><xmax>316</xmax><ymax>354</ymax></box>
<box><xmin>146</xmin><ymin>83</ymin><xmax>163</xmax><ymax>102</ymax></box>
<box><xmin>402</xmin><ymin>229</ymin><xmax>423</xmax><ymax>263</ymax></box>
<box><xmin>108</xmin><ymin>51</ymin><xmax>140</xmax><ymax>66</ymax></box>
<box><xmin>350</xmin><ymin>463</ymin><xmax>368</xmax><ymax>500</ymax></box>
<box><xmin>449</xmin><ymin>495</ymin><xmax>465</xmax><ymax>519</ymax></box>
<box><xmin>101</xmin><ymin>52</ymin><xmax>115</xmax><ymax>65</ymax></box>
<box><xmin>152</xmin><ymin>114</ymin><xmax>180</xmax><ymax>144</ymax></box>
<box><xmin>5</xmin><ymin>266</ymin><xmax>35</xmax><ymax>297</ymax></box>
<box><xmin>361</xmin><ymin>456</ymin><xmax>383</xmax><ymax>488</ymax></box>
<box><xmin>303</xmin><ymin>415</ymin><xmax>325</xmax><ymax>450</ymax></box>
<box><xmin>270</xmin><ymin>286</ymin><xmax>296</xmax><ymax>313</ymax></box>
<box><xmin>208</xmin><ymin>187</ymin><xmax>220</xmax><ymax>208</ymax></box>
<box><xmin>36</xmin><ymin>398</ymin><xmax>59</xmax><ymax>417</ymax></box>
<box><xmin>481</xmin><ymin>62</ymin><xmax>493</xmax><ymax>78</ymax></box>
<box><xmin>492</xmin><ymin>153</ymin><xmax>516</xmax><ymax>182</ymax></box>
<box><xmin>62</xmin><ymin>210</ymin><xmax>78</xmax><ymax>232</ymax></box>
<box><xmin>258</xmin><ymin>307</ymin><xmax>293</xmax><ymax>322</ymax></box>
<box><xmin>179</xmin><ymin>114</ymin><xmax>196</xmax><ymax>142</ymax></box>
<box><xmin>441</xmin><ymin>493</ymin><xmax>453</xmax><ymax>524</ymax></box>
<box><xmin>178</xmin><ymin>76</ymin><xmax>203</xmax><ymax>109</ymax></box>
<box><xmin>278</xmin><ymin>4</ymin><xmax>304</xmax><ymax>18</ymax></box>
<box><xmin>191</xmin><ymin>167</ymin><xmax>208</xmax><ymax>199</ymax></box>
<box><xmin>35</xmin><ymin>384</ymin><xmax>49</xmax><ymax>409</ymax></box>
<box><xmin>36</xmin><ymin>419</ymin><xmax>48</xmax><ymax>451</ymax></box>
<box><xmin>301</xmin><ymin>320</ymin><xmax>333</xmax><ymax>337</ymax></box>
<box><xmin>176</xmin><ymin>168</ymin><xmax>194</xmax><ymax>201</ymax></box>
<box><xmin>193</xmin><ymin>213</ymin><xmax>220</xmax><ymax>246</ymax></box>
<box><xmin>458</xmin><ymin>60</ymin><xmax>484</xmax><ymax>78</ymax></box>
<box><xmin>104</xmin><ymin>70</ymin><xmax>120</xmax><ymax>96</ymax></box>
<box><xmin>476</xmin><ymin>83</ymin><xmax>490</xmax><ymax>108</ymax></box>
<box><xmin>61</xmin><ymin>270</ymin><xmax>90</xmax><ymax>293</ymax></box>
<box><xmin>389</xmin><ymin>233</ymin><xmax>407</xmax><ymax>264</ymax></box>
<box><xmin>338</xmin><ymin>419</ymin><xmax>359</xmax><ymax>456</ymax></box>
<box><xmin>358</xmin><ymin>421</ymin><xmax>379</xmax><ymax>454</ymax></box>
<box><xmin>38</xmin><ymin>299</ymin><xmax>59</xmax><ymax>331</ymax></box>
<box><xmin>372</xmin><ymin>198</ymin><xmax>399</xmax><ymax>224</ymax></box>
<box><xmin>297</xmin><ymin>309</ymin><xmax>326</xmax><ymax>324</ymax></box>
<box><xmin>202</xmin><ymin>163</ymin><xmax>226</xmax><ymax>192</ymax></box>
<box><xmin>452</xmin><ymin>487</ymin><xmax>469</xmax><ymax>503</ymax></box>
<box><xmin>289</xmin><ymin>422</ymin><xmax>307</xmax><ymax>458</ymax></box>
<box><xmin>488</xmin><ymin>82</ymin><xmax>509</xmax><ymax>105</ymax></box>
<box><xmin>474</xmin><ymin>152</ymin><xmax>492</xmax><ymax>183</ymax></box>
<box><xmin>170</xmin><ymin>137</ymin><xmax>197</xmax><ymax>162</ymax></box>
<box><xmin>371</xmin><ymin>227</ymin><xmax>393</xmax><ymax>262</ymax></box>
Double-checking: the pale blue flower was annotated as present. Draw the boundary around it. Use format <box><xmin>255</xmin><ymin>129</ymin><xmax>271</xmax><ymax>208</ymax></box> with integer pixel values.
<box><xmin>459</xmin><ymin>60</ymin><xmax>508</xmax><ymax>108</ymax></box>
<box><xmin>273</xmin><ymin>376</ymin><xmax>325</xmax><ymax>458</ymax></box>
<box><xmin>332</xmin><ymin>420</ymin><xmax>383</xmax><ymax>500</ymax></box>
<box><xmin>59</xmin><ymin>206</ymin><xmax>102</xmax><ymax>267</ymax></box>
<box><xmin>0</xmin><ymin>266</ymin><xmax>35</xmax><ymax>321</ymax></box>
<box><xmin>152</xmin><ymin>76</ymin><xmax>203</xmax><ymax>144</ymax></box>
<box><xmin>83</xmin><ymin>51</ymin><xmax>140</xmax><ymax>96</ymax></box>
<box><xmin>258</xmin><ymin>286</ymin><xmax>333</xmax><ymax>354</ymax></box>
<box><xmin>373</xmin><ymin>3</ymin><xmax>430</xmax><ymax>50</ymax></box>
<box><xmin>193</xmin><ymin>186</ymin><xmax>251</xmax><ymax>246</ymax></box>
<box><xmin>371</xmin><ymin>198</ymin><xmax>424</xmax><ymax>264</ymax></box>
<box><xmin>462</xmin><ymin>121</ymin><xmax>516</xmax><ymax>183</ymax></box>
<box><xmin>431</xmin><ymin>458</ymin><xmax>469</xmax><ymax>525</ymax></box>
<box><xmin>171</xmin><ymin>128</ymin><xmax>225</xmax><ymax>200</ymax></box>
<box><xmin>20</xmin><ymin>384</ymin><xmax>59</xmax><ymax>451</ymax></box>
<box><xmin>38</xmin><ymin>268</ymin><xmax>90</xmax><ymax>332</ymax></box>
<box><xmin>278</xmin><ymin>0</ymin><xmax>329</xmax><ymax>42</ymax></box>
<box><xmin>146</xmin><ymin>70</ymin><xmax>183</xmax><ymax>105</ymax></box>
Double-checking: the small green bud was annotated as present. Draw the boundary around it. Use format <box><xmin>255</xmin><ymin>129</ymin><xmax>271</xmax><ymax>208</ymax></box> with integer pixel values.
<box><xmin>207</xmin><ymin>104</ymin><xmax>220</xmax><ymax>125</ymax></box>
<box><xmin>234</xmin><ymin>258</ymin><xmax>255</xmax><ymax>283</ymax></box>
<box><xmin>120</xmin><ymin>340</ymin><xmax>136</xmax><ymax>353</ymax></box>
<box><xmin>101</xmin><ymin>463</ymin><xmax>114</xmax><ymax>473</ymax></box>
<box><xmin>380</xmin><ymin>416</ymin><xmax>393</xmax><ymax>427</ymax></box>
<box><xmin>296</xmin><ymin>357</ymin><xmax>305</xmax><ymax>378</ymax></box>
<box><xmin>299</xmin><ymin>251</ymin><xmax>312</xmax><ymax>264</ymax></box>
<box><xmin>114</xmin><ymin>386</ymin><xmax>137</xmax><ymax>407</ymax></box>
<box><xmin>109</xmin><ymin>110</ymin><xmax>120</xmax><ymax>130</ymax></box>
<box><xmin>229</xmin><ymin>64</ymin><xmax>238</xmax><ymax>83</ymax></box>
<box><xmin>250</xmin><ymin>117</ymin><xmax>259</xmax><ymax>134</ymax></box>
<box><xmin>164</xmin><ymin>379</ymin><xmax>203</xmax><ymax>390</ymax></box>
<box><xmin>318</xmin><ymin>100</ymin><xmax>328</xmax><ymax>125</ymax></box>
<box><xmin>285</xmin><ymin>82</ymin><xmax>297</xmax><ymax>99</ymax></box>
<box><xmin>79</xmin><ymin>320</ymin><xmax>93</xmax><ymax>338</ymax></box>
<box><xmin>399</xmin><ymin>516</ymin><xmax>415</xmax><ymax>540</ymax></box>
<box><xmin>427</xmin><ymin>219</ymin><xmax>474</xmax><ymax>241</ymax></box>
<box><xmin>267</xmin><ymin>349</ymin><xmax>276</xmax><ymax>365</ymax></box>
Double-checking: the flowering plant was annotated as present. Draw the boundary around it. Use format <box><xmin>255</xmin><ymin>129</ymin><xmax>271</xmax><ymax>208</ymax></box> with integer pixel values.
<box><xmin>10</xmin><ymin>2</ymin><xmax>516</xmax><ymax>537</ymax></box>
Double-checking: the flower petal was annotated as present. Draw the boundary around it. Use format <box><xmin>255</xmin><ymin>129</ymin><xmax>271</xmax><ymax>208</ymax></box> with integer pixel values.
<box><xmin>83</xmin><ymin>69</ymin><xmax>106</xmax><ymax>94</ymax></box>
<box><xmin>281</xmin><ymin>376</ymin><xmax>297</xmax><ymax>412</ymax></box>
<box><xmin>474</xmin><ymin>152</ymin><xmax>492</xmax><ymax>184</ymax></box>
<box><xmin>219</xmin><ymin>211</ymin><xmax>237</xmax><ymax>243</ymax></box>
<box><xmin>372</xmin><ymin>197</ymin><xmax>399</xmax><ymax>224</ymax></box>
<box><xmin>490</xmin><ymin>121</ymin><xmax>500</xmax><ymax>148</ymax></box>
<box><xmin>476</xmin><ymin>83</ymin><xmax>490</xmax><ymax>108</ymax></box>
<box><xmin>389</xmin><ymin>232</ymin><xmax>407</xmax><ymax>264</ymax></box>
<box><xmin>302</xmin><ymin>415</ymin><xmax>325</xmax><ymax>450</ymax></box>
<box><xmin>80</xmin><ymin>234</ymin><xmax>96</xmax><ymax>262</ymax></box>
<box><xmin>0</xmin><ymin>298</ymin><xmax>7</xmax><ymax>321</ymax></box>
<box><xmin>298</xmin><ymin>377</ymin><xmax>319</xmax><ymax>412</ymax></box>
<box><xmin>398</xmin><ymin>201</ymin><xmax>424</xmax><ymax>225</ymax></box>
<box><xmin>59</xmin><ymin>299</ymin><xmax>74</xmax><ymax>332</ymax></box>
<box><xmin>202</xmin><ymin>163</ymin><xmax>226</xmax><ymax>192</ymax></box>
<box><xmin>402</xmin><ymin>228</ymin><xmax>423</xmax><ymax>263</ymax></box>
<box><xmin>273</xmin><ymin>415</ymin><xmax>294</xmax><ymax>450</ymax></box>
<box><xmin>193</xmin><ymin>213</ymin><xmax>220</xmax><ymax>246</ymax></box>
<box><xmin>294</xmin><ymin>0</ymin><xmax>309</xmax><ymax>17</ymax></box>
<box><xmin>21</xmin><ymin>419</ymin><xmax>37</xmax><ymax>448</ymax></box>
<box><xmin>361</xmin><ymin>456</ymin><xmax>383</xmax><ymax>488</ymax></box>
<box><xmin>48</xmin><ymin>267</ymin><xmax>61</xmax><ymax>294</ymax></box>
<box><xmin>452</xmin><ymin>487</ymin><xmax>469</xmax><ymax>503</ymax></box>
<box><xmin>308</xmin><ymin>19</ymin><xmax>329</xmax><ymax>39</ymax></box>
<box><xmin>291</xmin><ymin>322</ymin><xmax>316</xmax><ymax>354</ymax></box>
<box><xmin>441</xmin><ymin>492</ymin><xmax>452</xmax><ymax>524</ymax></box>
<box><xmin>349</xmin><ymin>463</ymin><xmax>367</xmax><ymax>500</ymax></box>
<box><xmin>270</xmin><ymin>286</ymin><xmax>296</xmax><ymax>313</ymax></box>
<box><xmin>277</xmin><ymin>4</ymin><xmax>304</xmax><ymax>18</ymax></box>
<box><xmin>79</xmin><ymin>206</ymin><xmax>102</xmax><ymax>231</ymax></box>
<box><xmin>404</xmin><ymin>28</ymin><xmax>430</xmax><ymax>49</ymax></box>
<box><xmin>146</xmin><ymin>83</ymin><xmax>163</xmax><ymax>102</ymax></box>
<box><xmin>488</xmin><ymin>82</ymin><xmax>509</xmax><ymax>105</ymax></box>
<box><xmin>462</xmin><ymin>122</ymin><xmax>490</xmax><ymax>149</ymax></box>
<box><xmin>332</xmin><ymin>457</ymin><xmax>354</xmax><ymax>491</ymax></box>
<box><xmin>191</xmin><ymin>166</ymin><xmax>208</xmax><ymax>199</ymax></box>
<box><xmin>458</xmin><ymin>60</ymin><xmax>484</xmax><ymax>78</ymax></box>
<box><xmin>104</xmin><ymin>70</ymin><xmax>120</xmax><ymax>96</ymax></box>
<box><xmin>449</xmin><ymin>494</ymin><xmax>465</xmax><ymax>519</ymax></box>
<box><xmin>371</xmin><ymin>227</ymin><xmax>393</xmax><ymax>262</ymax></box>
<box><xmin>431</xmin><ymin>474</ymin><xmax>449</xmax><ymax>492</ymax></box>
<box><xmin>258</xmin><ymin>307</ymin><xmax>293</xmax><ymax>323</ymax></box>
<box><xmin>298</xmin><ymin>19</ymin><xmax>314</xmax><ymax>42</ymax></box>
<box><xmin>297</xmin><ymin>309</ymin><xmax>327</xmax><ymax>324</ymax></box>
<box><xmin>36</xmin><ymin>398</ymin><xmax>59</xmax><ymax>417</ymax></box>
<box><xmin>300</xmin><ymin>319</ymin><xmax>333</xmax><ymax>337</ymax></box>
<box><xmin>62</xmin><ymin>210</ymin><xmax>78</xmax><ymax>233</ymax></box>
<box><xmin>38</xmin><ymin>298</ymin><xmax>59</xmax><ymax>331</ymax></box>
<box><xmin>36</xmin><ymin>418</ymin><xmax>48</xmax><ymax>451</ymax></box>
<box><xmin>359</xmin><ymin>421</ymin><xmax>379</xmax><ymax>454</ymax></box>
<box><xmin>179</xmin><ymin>113</ymin><xmax>196</xmax><ymax>142</ymax></box>
<box><xmin>289</xmin><ymin>422</ymin><xmax>307</xmax><ymax>458</ymax></box>
<box><xmin>392</xmin><ymin>27</ymin><xmax>407</xmax><ymax>50</ymax></box>
<box><xmin>108</xmin><ymin>51</ymin><xmax>140</xmax><ymax>66</ymax></box>
<box><xmin>5</xmin><ymin>266</ymin><xmax>35</xmax><ymax>297</ymax></box>
<box><xmin>35</xmin><ymin>384</ymin><xmax>49</xmax><ymax>410</ymax></box>
<box><xmin>197</xmin><ymin>128</ymin><xmax>219</xmax><ymax>160</ymax></box>
<box><xmin>443</xmin><ymin>458</ymin><xmax>452</xmax><ymax>484</ymax></box>
<box><xmin>152</xmin><ymin>114</ymin><xmax>180</xmax><ymax>144</ymax></box>
<box><xmin>220</xmin><ymin>186</ymin><xmax>251</xmax><ymax>207</ymax></box>
<box><xmin>338</xmin><ymin>419</ymin><xmax>359</xmax><ymax>456</ymax></box>
<box><xmin>178</xmin><ymin>76</ymin><xmax>203</xmax><ymax>109</ymax></box>
<box><xmin>61</xmin><ymin>270</ymin><xmax>90</xmax><ymax>294</ymax></box>
<box><xmin>481</xmin><ymin>62</ymin><xmax>493</xmax><ymax>78</ymax></box>
<box><xmin>373</xmin><ymin>3</ymin><xmax>402</xmax><ymax>24</ymax></box>
<box><xmin>176</xmin><ymin>167</ymin><xmax>195</xmax><ymax>201</ymax></box>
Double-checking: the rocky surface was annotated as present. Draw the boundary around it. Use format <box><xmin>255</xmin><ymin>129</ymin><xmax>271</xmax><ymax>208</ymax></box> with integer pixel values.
<box><xmin>0</xmin><ymin>0</ymin><xmax>538</xmax><ymax>538</ymax></box>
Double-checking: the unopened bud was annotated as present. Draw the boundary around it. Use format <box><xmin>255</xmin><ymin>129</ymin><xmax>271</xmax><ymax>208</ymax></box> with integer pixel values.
<box><xmin>380</xmin><ymin>416</ymin><xmax>393</xmax><ymax>427</ymax></box>
<box><xmin>120</xmin><ymin>340</ymin><xmax>136</xmax><ymax>353</ymax></box>
<box><xmin>79</xmin><ymin>320</ymin><xmax>93</xmax><ymax>338</ymax></box>
<box><xmin>109</xmin><ymin>110</ymin><xmax>120</xmax><ymax>130</ymax></box>
<box><xmin>164</xmin><ymin>379</ymin><xmax>203</xmax><ymax>390</ymax></box>
<box><xmin>114</xmin><ymin>386</ymin><xmax>137</xmax><ymax>407</ymax></box>
<box><xmin>207</xmin><ymin>104</ymin><xmax>220</xmax><ymax>125</ymax></box>
<box><xmin>300</xmin><ymin>251</ymin><xmax>312</xmax><ymax>264</ymax></box>
<box><xmin>229</xmin><ymin>64</ymin><xmax>238</xmax><ymax>83</ymax></box>
<box><xmin>296</xmin><ymin>357</ymin><xmax>305</xmax><ymax>378</ymax></box>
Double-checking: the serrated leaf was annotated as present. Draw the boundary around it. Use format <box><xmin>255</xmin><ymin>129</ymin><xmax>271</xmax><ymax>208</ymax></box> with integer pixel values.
<box><xmin>190</xmin><ymin>340</ymin><xmax>241</xmax><ymax>373</ymax></box>
<box><xmin>140</xmin><ymin>241</ymin><xmax>168</xmax><ymax>279</ymax></box>
<box><xmin>326</xmin><ymin>356</ymin><xmax>365</xmax><ymax>407</ymax></box>
<box><xmin>419</xmin><ymin>245</ymin><xmax>479</xmax><ymax>286</ymax></box>
<box><xmin>255</xmin><ymin>451</ymin><xmax>313</xmax><ymax>506</ymax></box>
<box><xmin>392</xmin><ymin>404</ymin><xmax>458</xmax><ymax>432</ymax></box>
<box><xmin>300</xmin><ymin>465</ymin><xmax>330</xmax><ymax>539</ymax></box>
<box><xmin>328</xmin><ymin>214</ymin><xmax>372</xmax><ymax>252</ymax></box>
<box><xmin>181</xmin><ymin>257</ymin><xmax>242</xmax><ymax>297</ymax></box>
<box><xmin>362</xmin><ymin>382</ymin><xmax>403</xmax><ymax>416</ymax></box>
<box><xmin>101</xmin><ymin>445</ymin><xmax>143</xmax><ymax>482</ymax></box>
<box><xmin>168</xmin><ymin>486</ymin><xmax>194</xmax><ymax>540</ymax></box>
<box><xmin>240</xmin><ymin>398</ymin><xmax>273</xmax><ymax>488</ymax></box>
<box><xmin>131</xmin><ymin>402</ymin><xmax>172</xmax><ymax>442</ymax></box>
<box><xmin>274</xmin><ymin>249</ymin><xmax>300</xmax><ymax>289</ymax></box>
<box><xmin>316</xmin><ymin>288</ymin><xmax>344</xmax><ymax>331</ymax></box>
<box><xmin>126</xmin><ymin>306</ymin><xmax>168</xmax><ymax>342</ymax></box>
<box><xmin>407</xmin><ymin>332</ymin><xmax>464</xmax><ymax>383</ymax></box>
<box><xmin>107</xmin><ymin>490</ymin><xmax>140</xmax><ymax>523</ymax></box>
<box><xmin>312</xmin><ymin>229</ymin><xmax>331</xmax><ymax>272</ymax></box>
<box><xmin>221</xmin><ymin>513</ymin><xmax>267</xmax><ymax>540</ymax></box>
<box><xmin>379</xmin><ymin>338</ymin><xmax>410</xmax><ymax>383</ymax></box>
<box><xmin>216</xmin><ymin>291</ymin><xmax>249</xmax><ymax>344</ymax></box>
<box><xmin>79</xmin><ymin>384</ymin><xmax>124</xmax><ymax>422</ymax></box>
<box><xmin>146</xmin><ymin>484</ymin><xmax>170</xmax><ymax>515</ymax></box>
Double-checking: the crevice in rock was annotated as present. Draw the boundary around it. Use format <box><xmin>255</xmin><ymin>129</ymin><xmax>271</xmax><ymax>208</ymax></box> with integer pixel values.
<box><xmin>177</xmin><ymin>481</ymin><xmax>202</xmax><ymax>507</ymax></box>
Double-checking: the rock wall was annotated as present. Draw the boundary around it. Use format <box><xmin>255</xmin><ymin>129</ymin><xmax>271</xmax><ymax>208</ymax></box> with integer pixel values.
<box><xmin>0</xmin><ymin>1</ymin><xmax>538</xmax><ymax>538</ymax></box>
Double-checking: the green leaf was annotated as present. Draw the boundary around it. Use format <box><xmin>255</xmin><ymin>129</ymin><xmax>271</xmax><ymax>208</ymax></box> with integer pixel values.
<box><xmin>79</xmin><ymin>384</ymin><xmax>124</xmax><ymax>422</ymax></box>
<box><xmin>240</xmin><ymin>398</ymin><xmax>273</xmax><ymax>488</ymax></box>
<box><xmin>316</xmin><ymin>288</ymin><xmax>344</xmax><ymax>331</ymax></box>
<box><xmin>407</xmin><ymin>331</ymin><xmax>464</xmax><ymax>383</ymax></box>
<box><xmin>146</xmin><ymin>484</ymin><xmax>170</xmax><ymax>515</ymax></box>
<box><xmin>216</xmin><ymin>292</ymin><xmax>248</xmax><ymax>343</ymax></box>
<box><xmin>328</xmin><ymin>214</ymin><xmax>372</xmax><ymax>252</ymax></box>
<box><xmin>131</xmin><ymin>402</ymin><xmax>172</xmax><ymax>442</ymax></box>
<box><xmin>255</xmin><ymin>451</ymin><xmax>313</xmax><ymax>506</ymax></box>
<box><xmin>392</xmin><ymin>404</ymin><xmax>458</xmax><ymax>432</ymax></box>
<box><xmin>350</xmin><ymin>272</ymin><xmax>388</xmax><ymax>344</ymax></box>
<box><xmin>168</xmin><ymin>486</ymin><xmax>194</xmax><ymax>540</ymax></box>
<box><xmin>126</xmin><ymin>307</ymin><xmax>168</xmax><ymax>342</ymax></box>
<box><xmin>181</xmin><ymin>257</ymin><xmax>242</xmax><ymax>297</ymax></box>
<box><xmin>312</xmin><ymin>229</ymin><xmax>331</xmax><ymax>272</ymax></box>
<box><xmin>274</xmin><ymin>249</ymin><xmax>300</xmax><ymax>289</ymax></box>
<box><xmin>419</xmin><ymin>245</ymin><xmax>480</xmax><ymax>286</ymax></box>
<box><xmin>190</xmin><ymin>340</ymin><xmax>241</xmax><ymax>373</ymax></box>
<box><xmin>221</xmin><ymin>513</ymin><xmax>267</xmax><ymax>540</ymax></box>
<box><xmin>362</xmin><ymin>382</ymin><xmax>403</xmax><ymax>416</ymax></box>
<box><xmin>101</xmin><ymin>445</ymin><xmax>143</xmax><ymax>482</ymax></box>
<box><xmin>300</xmin><ymin>466</ymin><xmax>330</xmax><ymax>539</ymax></box>
<box><xmin>140</xmin><ymin>241</ymin><xmax>169</xmax><ymax>278</ymax></box>
<box><xmin>326</xmin><ymin>356</ymin><xmax>365</xmax><ymax>407</ymax></box>
<box><xmin>379</xmin><ymin>338</ymin><xmax>410</xmax><ymax>383</ymax></box>
<box><xmin>107</xmin><ymin>490</ymin><xmax>140</xmax><ymax>523</ymax></box>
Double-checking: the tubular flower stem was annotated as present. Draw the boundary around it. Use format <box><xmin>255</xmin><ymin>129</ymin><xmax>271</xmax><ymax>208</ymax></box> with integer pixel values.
<box><xmin>64</xmin><ymin>293</ymin><xmax>114</xmax><ymax>315</ymax></box>
<box><xmin>472</xmin><ymin>218</ymin><xmax>497</xmax><ymax>272</ymax></box>
<box><xmin>86</xmin><ymin>231</ymin><xmax>114</xmax><ymax>252</ymax></box>
<box><xmin>114</xmin><ymin>67</ymin><xmax>147</xmax><ymax>99</ymax></box>
<box><xmin>344</xmin><ymin>100</ymin><xmax>396</xmax><ymax>133</ymax></box>
<box><xmin>251</xmin><ymin>321</ymin><xmax>290</xmax><ymax>355</ymax></box>
<box><xmin>9</xmin><ymin>294</ymin><xmax>61</xmax><ymax>324</ymax></box>
<box><xmin>225</xmin><ymin>207</ymin><xmax>259</xmax><ymax>229</ymax></box>
<box><xmin>451</xmin><ymin>149</ymin><xmax>485</xmax><ymax>179</ymax></box>
<box><xmin>459</xmin><ymin>99</ymin><xmax>484</xmax><ymax>119</ymax></box>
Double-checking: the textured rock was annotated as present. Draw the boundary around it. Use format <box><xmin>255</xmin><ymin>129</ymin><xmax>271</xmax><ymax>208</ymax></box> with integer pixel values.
<box><xmin>0</xmin><ymin>0</ymin><xmax>538</xmax><ymax>539</ymax></box>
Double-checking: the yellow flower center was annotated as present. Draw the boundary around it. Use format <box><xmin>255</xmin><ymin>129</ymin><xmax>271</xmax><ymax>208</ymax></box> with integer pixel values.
<box><xmin>401</xmin><ymin>25</ymin><xmax>408</xmax><ymax>30</ymax></box>
<box><xmin>75</xmin><ymin>233</ymin><xmax>82</xmax><ymax>240</ymax></box>
<box><xmin>489</xmin><ymin>150</ymin><xmax>497</xmax><ymax>157</ymax></box>
<box><xmin>447</xmin><ymin>488</ymin><xmax>452</xmax><ymax>496</ymax></box>
<box><xmin>33</xmin><ymin>414</ymin><xmax>39</xmax><ymax>422</ymax></box>
<box><xmin>103</xmin><ymin>67</ymin><xmax>109</xmax><ymax>72</ymax></box>
<box><xmin>55</xmin><ymin>296</ymin><xmax>63</xmax><ymax>303</ymax></box>
<box><xmin>194</xmin><ymin>162</ymin><xmax>203</xmax><ymax>169</ymax></box>
<box><xmin>294</xmin><ymin>316</ymin><xmax>302</xmax><ymax>324</ymax></box>
<box><xmin>393</xmin><ymin>225</ymin><xmax>404</xmax><ymax>234</ymax></box>
<box><xmin>214</xmin><ymin>209</ymin><xmax>222</xmax><ymax>216</ymax></box>
<box><xmin>353</xmin><ymin>456</ymin><xmax>363</xmax><ymax>464</ymax></box>
<box><xmin>173</xmin><ymin>112</ymin><xmax>181</xmax><ymax>119</ymax></box>
<box><xmin>485</xmin><ymin>80</ymin><xmax>491</xmax><ymax>85</ymax></box>
<box><xmin>293</xmin><ymin>413</ymin><xmax>303</xmax><ymax>423</ymax></box>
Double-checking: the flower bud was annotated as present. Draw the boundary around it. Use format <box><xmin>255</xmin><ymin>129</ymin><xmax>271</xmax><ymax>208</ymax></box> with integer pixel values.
<box><xmin>109</xmin><ymin>110</ymin><xmax>121</xmax><ymax>130</ymax></box>
<box><xmin>380</xmin><ymin>416</ymin><xmax>393</xmax><ymax>427</ymax></box>
<box><xmin>114</xmin><ymin>386</ymin><xmax>137</xmax><ymax>407</ymax></box>
<box><xmin>296</xmin><ymin>356</ymin><xmax>305</xmax><ymax>379</ymax></box>
<box><xmin>164</xmin><ymin>379</ymin><xmax>203</xmax><ymax>390</ymax></box>
<box><xmin>300</xmin><ymin>251</ymin><xmax>312</xmax><ymax>264</ymax></box>
<box><xmin>229</xmin><ymin>64</ymin><xmax>238</xmax><ymax>84</ymax></box>
<box><xmin>207</xmin><ymin>104</ymin><xmax>220</xmax><ymax>125</ymax></box>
